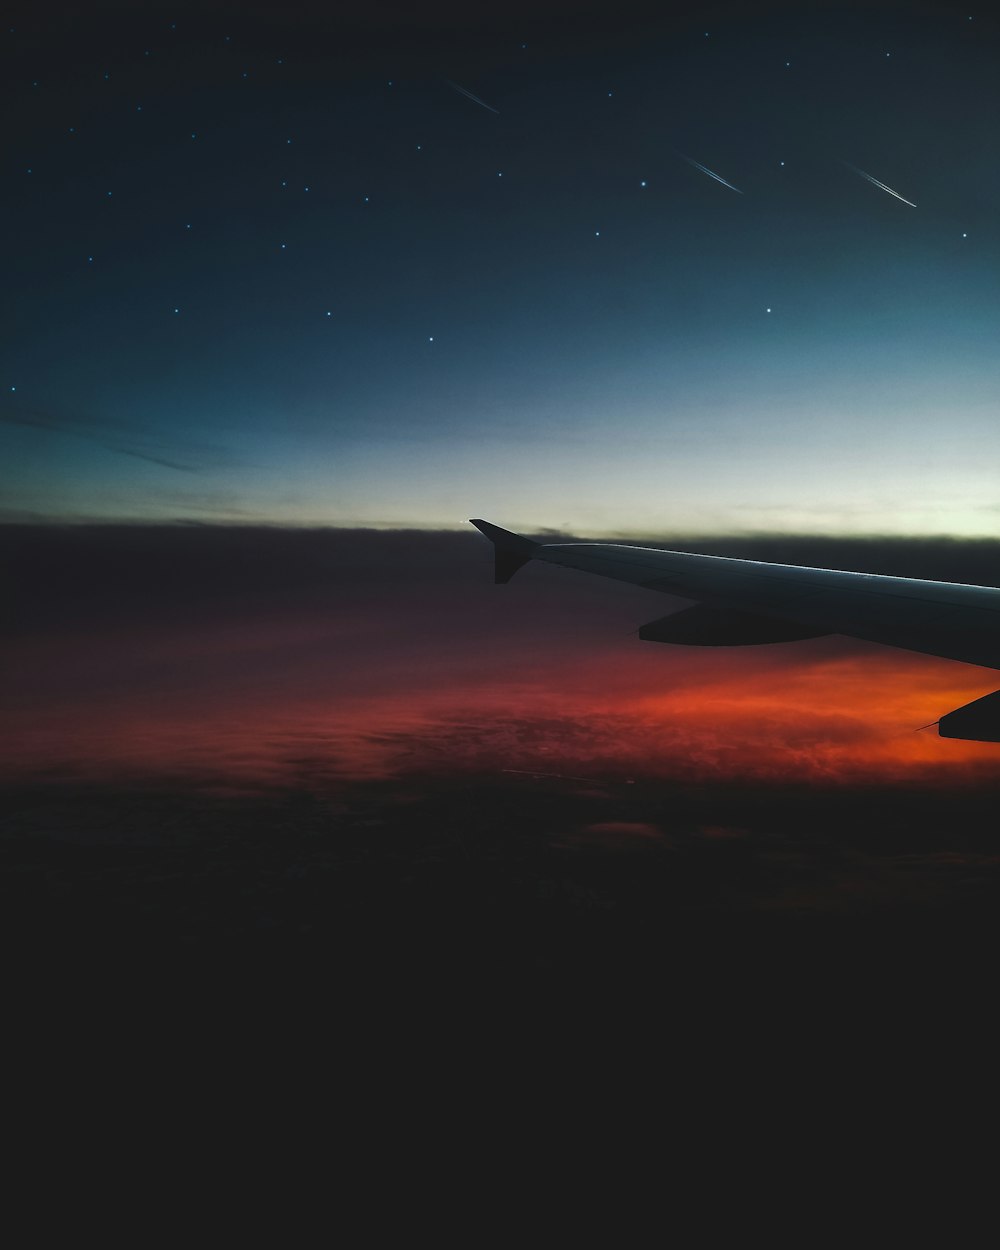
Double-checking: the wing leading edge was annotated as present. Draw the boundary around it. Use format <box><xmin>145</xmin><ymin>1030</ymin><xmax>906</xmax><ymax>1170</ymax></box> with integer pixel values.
<box><xmin>470</xmin><ymin>519</ymin><xmax>1000</xmax><ymax>742</ymax></box>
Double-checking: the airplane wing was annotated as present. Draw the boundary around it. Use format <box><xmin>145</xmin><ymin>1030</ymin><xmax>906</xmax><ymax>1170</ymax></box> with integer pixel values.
<box><xmin>470</xmin><ymin>519</ymin><xmax>1000</xmax><ymax>742</ymax></box>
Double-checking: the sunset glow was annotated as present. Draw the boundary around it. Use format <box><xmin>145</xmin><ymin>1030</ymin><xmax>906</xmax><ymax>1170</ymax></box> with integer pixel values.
<box><xmin>7</xmin><ymin>599</ymin><xmax>997</xmax><ymax>790</ymax></box>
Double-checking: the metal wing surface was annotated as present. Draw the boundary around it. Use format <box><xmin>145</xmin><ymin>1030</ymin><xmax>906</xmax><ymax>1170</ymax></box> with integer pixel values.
<box><xmin>470</xmin><ymin>519</ymin><xmax>1000</xmax><ymax>672</ymax></box>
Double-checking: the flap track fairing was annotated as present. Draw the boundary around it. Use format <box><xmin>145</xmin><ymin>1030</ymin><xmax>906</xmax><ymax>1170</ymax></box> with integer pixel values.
<box><xmin>639</xmin><ymin>604</ymin><xmax>831</xmax><ymax>647</ymax></box>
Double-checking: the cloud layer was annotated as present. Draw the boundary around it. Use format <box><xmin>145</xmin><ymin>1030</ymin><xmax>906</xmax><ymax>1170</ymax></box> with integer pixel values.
<box><xmin>4</xmin><ymin>524</ymin><xmax>1000</xmax><ymax>789</ymax></box>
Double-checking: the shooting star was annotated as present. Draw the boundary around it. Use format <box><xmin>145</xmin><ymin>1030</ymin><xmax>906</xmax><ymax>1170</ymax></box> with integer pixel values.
<box><xmin>844</xmin><ymin>161</ymin><xmax>916</xmax><ymax>207</ymax></box>
<box><xmin>446</xmin><ymin>80</ymin><xmax>500</xmax><ymax>115</ymax></box>
<box><xmin>677</xmin><ymin>153</ymin><xmax>743</xmax><ymax>194</ymax></box>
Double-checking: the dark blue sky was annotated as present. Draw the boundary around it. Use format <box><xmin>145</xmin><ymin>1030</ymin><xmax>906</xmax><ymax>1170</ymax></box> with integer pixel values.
<box><xmin>3</xmin><ymin>1</ymin><xmax>998</xmax><ymax>534</ymax></box>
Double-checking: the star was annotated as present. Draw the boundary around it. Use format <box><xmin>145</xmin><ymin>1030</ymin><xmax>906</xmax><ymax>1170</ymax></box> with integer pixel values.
<box><xmin>766</xmin><ymin>307</ymin><xmax>772</xmax><ymax>313</ymax></box>
<box><xmin>428</xmin><ymin>336</ymin><xmax>434</xmax><ymax>342</ymax></box>
<box><xmin>640</xmin><ymin>180</ymin><xmax>647</xmax><ymax>187</ymax></box>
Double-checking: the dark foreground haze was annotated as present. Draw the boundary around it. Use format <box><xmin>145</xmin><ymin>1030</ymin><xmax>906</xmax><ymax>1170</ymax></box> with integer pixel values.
<box><xmin>4</xmin><ymin>524</ymin><xmax>1000</xmax><ymax>1011</ymax></box>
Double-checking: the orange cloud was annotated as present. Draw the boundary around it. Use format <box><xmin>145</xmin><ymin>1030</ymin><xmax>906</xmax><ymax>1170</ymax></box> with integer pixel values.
<box><xmin>8</xmin><ymin>524</ymin><xmax>1000</xmax><ymax>792</ymax></box>
<box><xmin>6</xmin><ymin>634</ymin><xmax>997</xmax><ymax>790</ymax></box>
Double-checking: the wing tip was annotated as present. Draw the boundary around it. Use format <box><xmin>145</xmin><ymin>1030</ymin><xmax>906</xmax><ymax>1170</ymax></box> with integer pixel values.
<box><xmin>469</xmin><ymin>518</ymin><xmax>538</xmax><ymax>583</ymax></box>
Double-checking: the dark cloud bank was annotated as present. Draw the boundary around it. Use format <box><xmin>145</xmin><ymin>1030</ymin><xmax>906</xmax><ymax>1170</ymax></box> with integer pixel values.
<box><xmin>7</xmin><ymin>521</ymin><xmax>1000</xmax><ymax>634</ymax></box>
<box><xmin>4</xmin><ymin>524</ymin><xmax>1000</xmax><ymax>1010</ymax></box>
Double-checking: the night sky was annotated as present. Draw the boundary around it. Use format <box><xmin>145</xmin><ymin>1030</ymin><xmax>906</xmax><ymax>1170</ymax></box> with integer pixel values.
<box><xmin>4</xmin><ymin>1</ymin><xmax>998</xmax><ymax>533</ymax></box>
<box><xmin>4</xmin><ymin>3</ymin><xmax>1000</xmax><ymax>1009</ymax></box>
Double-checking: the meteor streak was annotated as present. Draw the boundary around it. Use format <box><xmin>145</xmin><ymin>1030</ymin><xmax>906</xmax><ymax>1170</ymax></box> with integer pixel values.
<box><xmin>844</xmin><ymin>161</ymin><xmax>916</xmax><ymax>207</ymax></box>
<box><xmin>677</xmin><ymin>153</ymin><xmax>743</xmax><ymax>193</ymax></box>
<box><xmin>446</xmin><ymin>80</ymin><xmax>500</xmax><ymax>115</ymax></box>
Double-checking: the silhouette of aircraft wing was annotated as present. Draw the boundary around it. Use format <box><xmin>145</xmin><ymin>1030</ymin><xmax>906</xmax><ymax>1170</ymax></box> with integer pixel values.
<box><xmin>470</xmin><ymin>518</ymin><xmax>1000</xmax><ymax>743</ymax></box>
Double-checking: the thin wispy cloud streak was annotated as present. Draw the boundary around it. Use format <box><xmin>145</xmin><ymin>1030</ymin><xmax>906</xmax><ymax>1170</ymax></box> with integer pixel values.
<box><xmin>446</xmin><ymin>79</ymin><xmax>500</xmax><ymax>114</ymax></box>
<box><xmin>0</xmin><ymin>407</ymin><xmax>230</xmax><ymax>473</ymax></box>
<box><xmin>677</xmin><ymin>153</ymin><xmax>743</xmax><ymax>194</ymax></box>
<box><xmin>116</xmin><ymin>448</ymin><xmax>200</xmax><ymax>472</ymax></box>
<box><xmin>844</xmin><ymin>161</ymin><xmax>917</xmax><ymax>207</ymax></box>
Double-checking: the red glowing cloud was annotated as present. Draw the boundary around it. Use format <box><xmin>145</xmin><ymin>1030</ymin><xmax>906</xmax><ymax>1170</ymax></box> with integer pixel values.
<box><xmin>4</xmin><ymin>525</ymin><xmax>999</xmax><ymax>789</ymax></box>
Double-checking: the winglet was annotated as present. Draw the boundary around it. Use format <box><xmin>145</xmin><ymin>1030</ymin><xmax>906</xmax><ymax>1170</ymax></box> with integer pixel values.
<box><xmin>469</xmin><ymin>519</ymin><xmax>539</xmax><ymax>584</ymax></box>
